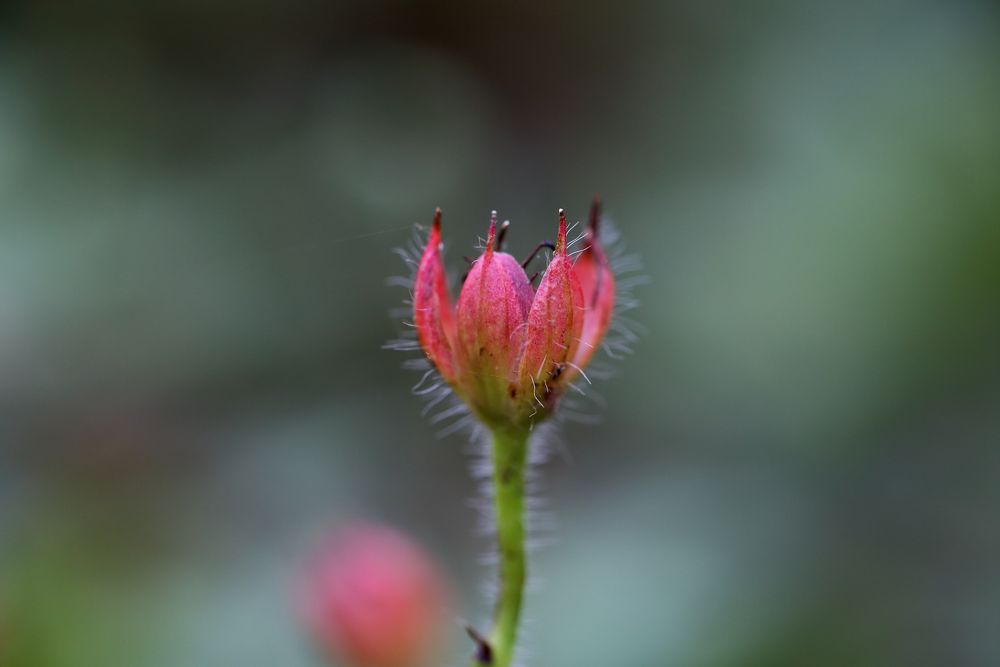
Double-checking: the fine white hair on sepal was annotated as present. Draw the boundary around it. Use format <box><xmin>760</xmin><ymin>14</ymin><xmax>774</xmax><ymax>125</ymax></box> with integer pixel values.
<box><xmin>558</xmin><ymin>385</ymin><xmax>609</xmax><ymax>427</ymax></box>
<box><xmin>436</xmin><ymin>413</ymin><xmax>476</xmax><ymax>440</ymax></box>
<box><xmin>429</xmin><ymin>401</ymin><xmax>466</xmax><ymax>425</ymax></box>
<box><xmin>420</xmin><ymin>386</ymin><xmax>451</xmax><ymax>417</ymax></box>
<box><xmin>387</xmin><ymin>222</ymin><xmax>476</xmax><ymax>445</ymax></box>
<box><xmin>598</xmin><ymin>211</ymin><xmax>647</xmax><ymax>366</ymax></box>
<box><xmin>382</xmin><ymin>336</ymin><xmax>421</xmax><ymax>351</ymax></box>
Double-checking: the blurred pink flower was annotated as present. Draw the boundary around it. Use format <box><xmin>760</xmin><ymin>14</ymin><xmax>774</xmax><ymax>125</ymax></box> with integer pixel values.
<box><xmin>298</xmin><ymin>523</ymin><xmax>450</xmax><ymax>667</ymax></box>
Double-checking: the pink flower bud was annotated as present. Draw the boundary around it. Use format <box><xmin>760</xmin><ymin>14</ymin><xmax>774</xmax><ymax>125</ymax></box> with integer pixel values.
<box><xmin>411</xmin><ymin>205</ymin><xmax>621</xmax><ymax>427</ymax></box>
<box><xmin>298</xmin><ymin>523</ymin><xmax>450</xmax><ymax>667</ymax></box>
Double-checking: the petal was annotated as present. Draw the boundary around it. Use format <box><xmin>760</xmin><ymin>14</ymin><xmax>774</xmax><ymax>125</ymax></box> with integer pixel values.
<box><xmin>455</xmin><ymin>213</ymin><xmax>534</xmax><ymax>411</ymax></box>
<box><xmin>571</xmin><ymin>197</ymin><xmax>616</xmax><ymax>369</ymax></box>
<box><xmin>413</xmin><ymin>208</ymin><xmax>458</xmax><ymax>383</ymax></box>
<box><xmin>517</xmin><ymin>210</ymin><xmax>585</xmax><ymax>405</ymax></box>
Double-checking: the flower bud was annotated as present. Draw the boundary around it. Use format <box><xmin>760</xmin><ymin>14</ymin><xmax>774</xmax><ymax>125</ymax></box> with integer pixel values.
<box><xmin>298</xmin><ymin>523</ymin><xmax>450</xmax><ymax>667</ymax></box>
<box><xmin>408</xmin><ymin>204</ymin><xmax>622</xmax><ymax>429</ymax></box>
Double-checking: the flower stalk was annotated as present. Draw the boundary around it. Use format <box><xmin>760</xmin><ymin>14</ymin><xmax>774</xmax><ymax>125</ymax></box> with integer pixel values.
<box><xmin>400</xmin><ymin>201</ymin><xmax>629</xmax><ymax>666</ymax></box>
<box><xmin>479</xmin><ymin>425</ymin><xmax>530</xmax><ymax>667</ymax></box>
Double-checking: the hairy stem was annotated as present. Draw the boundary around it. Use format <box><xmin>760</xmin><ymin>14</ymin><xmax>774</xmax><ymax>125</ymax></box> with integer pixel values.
<box><xmin>473</xmin><ymin>425</ymin><xmax>529</xmax><ymax>667</ymax></box>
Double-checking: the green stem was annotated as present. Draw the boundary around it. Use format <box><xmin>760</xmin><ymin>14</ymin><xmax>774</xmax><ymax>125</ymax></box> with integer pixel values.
<box><xmin>472</xmin><ymin>425</ymin><xmax>529</xmax><ymax>667</ymax></box>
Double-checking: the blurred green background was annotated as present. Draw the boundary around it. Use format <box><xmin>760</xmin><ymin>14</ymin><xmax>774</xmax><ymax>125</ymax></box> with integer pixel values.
<box><xmin>2</xmin><ymin>0</ymin><xmax>999</xmax><ymax>665</ymax></box>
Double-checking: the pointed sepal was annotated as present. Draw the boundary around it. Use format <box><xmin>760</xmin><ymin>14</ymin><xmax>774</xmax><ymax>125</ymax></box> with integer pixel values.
<box><xmin>571</xmin><ymin>197</ymin><xmax>616</xmax><ymax>369</ymax></box>
<box><xmin>516</xmin><ymin>210</ymin><xmax>585</xmax><ymax>414</ymax></box>
<box><xmin>455</xmin><ymin>212</ymin><xmax>535</xmax><ymax>422</ymax></box>
<box><xmin>413</xmin><ymin>208</ymin><xmax>458</xmax><ymax>383</ymax></box>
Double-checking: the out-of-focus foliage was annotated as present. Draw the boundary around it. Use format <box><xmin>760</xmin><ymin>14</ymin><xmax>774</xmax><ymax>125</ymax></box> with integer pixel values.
<box><xmin>1</xmin><ymin>0</ymin><xmax>998</xmax><ymax>665</ymax></box>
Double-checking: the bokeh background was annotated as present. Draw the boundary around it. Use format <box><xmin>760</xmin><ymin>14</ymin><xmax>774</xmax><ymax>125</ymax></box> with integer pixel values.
<box><xmin>2</xmin><ymin>0</ymin><xmax>999</xmax><ymax>665</ymax></box>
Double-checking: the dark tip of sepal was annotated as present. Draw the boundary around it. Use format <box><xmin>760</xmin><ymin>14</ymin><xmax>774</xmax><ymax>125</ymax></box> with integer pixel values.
<box><xmin>496</xmin><ymin>219</ymin><xmax>511</xmax><ymax>251</ymax></box>
<box><xmin>486</xmin><ymin>210</ymin><xmax>498</xmax><ymax>251</ymax></box>
<box><xmin>464</xmin><ymin>624</ymin><xmax>494</xmax><ymax>665</ymax></box>
<box><xmin>556</xmin><ymin>208</ymin><xmax>568</xmax><ymax>254</ymax></box>
<box><xmin>433</xmin><ymin>207</ymin><xmax>442</xmax><ymax>231</ymax></box>
<box><xmin>589</xmin><ymin>196</ymin><xmax>601</xmax><ymax>233</ymax></box>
